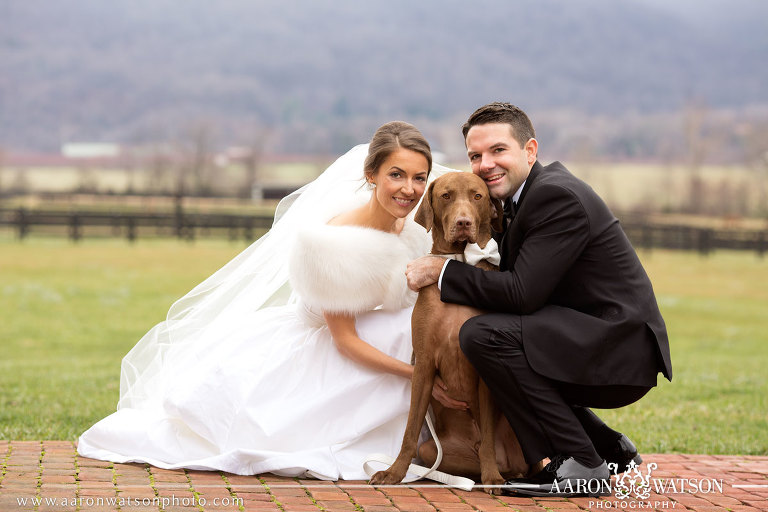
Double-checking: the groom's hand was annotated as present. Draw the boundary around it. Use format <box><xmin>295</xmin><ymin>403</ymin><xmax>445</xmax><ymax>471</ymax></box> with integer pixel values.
<box><xmin>406</xmin><ymin>256</ymin><xmax>446</xmax><ymax>291</ymax></box>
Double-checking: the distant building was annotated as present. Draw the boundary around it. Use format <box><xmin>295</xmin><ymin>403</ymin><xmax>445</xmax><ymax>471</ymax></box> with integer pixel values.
<box><xmin>61</xmin><ymin>143</ymin><xmax>121</xmax><ymax>159</ymax></box>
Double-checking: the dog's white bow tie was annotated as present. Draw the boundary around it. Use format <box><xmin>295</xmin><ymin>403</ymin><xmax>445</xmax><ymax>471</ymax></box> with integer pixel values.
<box><xmin>464</xmin><ymin>239</ymin><xmax>501</xmax><ymax>266</ymax></box>
<box><xmin>433</xmin><ymin>238</ymin><xmax>501</xmax><ymax>266</ymax></box>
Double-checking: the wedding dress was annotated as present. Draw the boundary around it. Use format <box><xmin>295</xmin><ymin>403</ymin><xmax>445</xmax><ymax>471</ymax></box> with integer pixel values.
<box><xmin>77</xmin><ymin>145</ymin><xmax>454</xmax><ymax>479</ymax></box>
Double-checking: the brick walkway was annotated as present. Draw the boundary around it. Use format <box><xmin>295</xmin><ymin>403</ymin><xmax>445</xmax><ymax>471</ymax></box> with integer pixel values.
<box><xmin>0</xmin><ymin>441</ymin><xmax>765</xmax><ymax>511</ymax></box>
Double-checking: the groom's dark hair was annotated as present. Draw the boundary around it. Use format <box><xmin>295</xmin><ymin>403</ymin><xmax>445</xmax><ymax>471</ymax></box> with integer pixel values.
<box><xmin>462</xmin><ymin>102</ymin><xmax>536</xmax><ymax>149</ymax></box>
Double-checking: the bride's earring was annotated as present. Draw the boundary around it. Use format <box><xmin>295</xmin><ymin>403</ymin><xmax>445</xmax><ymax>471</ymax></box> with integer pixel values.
<box><xmin>368</xmin><ymin>180</ymin><xmax>376</xmax><ymax>189</ymax></box>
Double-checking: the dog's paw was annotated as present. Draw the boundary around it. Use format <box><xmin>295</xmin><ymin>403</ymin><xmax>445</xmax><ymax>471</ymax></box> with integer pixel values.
<box><xmin>369</xmin><ymin>469</ymin><xmax>404</xmax><ymax>486</ymax></box>
<box><xmin>481</xmin><ymin>472</ymin><xmax>506</xmax><ymax>495</ymax></box>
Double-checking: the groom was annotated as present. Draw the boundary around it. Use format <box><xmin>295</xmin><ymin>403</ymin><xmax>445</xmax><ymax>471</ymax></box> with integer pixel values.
<box><xmin>406</xmin><ymin>102</ymin><xmax>672</xmax><ymax>497</ymax></box>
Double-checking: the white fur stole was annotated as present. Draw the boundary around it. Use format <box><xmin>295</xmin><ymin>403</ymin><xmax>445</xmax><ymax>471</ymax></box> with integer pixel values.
<box><xmin>289</xmin><ymin>219</ymin><xmax>430</xmax><ymax>315</ymax></box>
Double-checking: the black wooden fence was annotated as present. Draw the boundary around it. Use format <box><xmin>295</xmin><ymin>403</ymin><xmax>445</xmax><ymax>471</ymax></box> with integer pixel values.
<box><xmin>0</xmin><ymin>207</ymin><xmax>274</xmax><ymax>242</ymax></box>
<box><xmin>1</xmin><ymin>207</ymin><xmax>766</xmax><ymax>256</ymax></box>
<box><xmin>621</xmin><ymin>222</ymin><xmax>767</xmax><ymax>257</ymax></box>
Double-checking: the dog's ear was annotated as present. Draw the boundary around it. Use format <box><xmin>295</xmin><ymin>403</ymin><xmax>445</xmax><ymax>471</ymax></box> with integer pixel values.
<box><xmin>414</xmin><ymin>182</ymin><xmax>434</xmax><ymax>231</ymax></box>
<box><xmin>490</xmin><ymin>197</ymin><xmax>504</xmax><ymax>232</ymax></box>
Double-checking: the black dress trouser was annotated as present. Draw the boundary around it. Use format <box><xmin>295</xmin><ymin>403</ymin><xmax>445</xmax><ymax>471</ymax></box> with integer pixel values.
<box><xmin>459</xmin><ymin>313</ymin><xmax>652</xmax><ymax>467</ymax></box>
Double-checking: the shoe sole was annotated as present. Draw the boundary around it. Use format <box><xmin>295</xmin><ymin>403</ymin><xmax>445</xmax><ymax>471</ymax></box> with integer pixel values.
<box><xmin>504</xmin><ymin>480</ymin><xmax>612</xmax><ymax>498</ymax></box>
<box><xmin>508</xmin><ymin>488</ymin><xmax>612</xmax><ymax>498</ymax></box>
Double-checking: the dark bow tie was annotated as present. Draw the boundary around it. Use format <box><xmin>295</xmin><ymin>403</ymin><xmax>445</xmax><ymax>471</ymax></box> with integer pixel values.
<box><xmin>503</xmin><ymin>199</ymin><xmax>517</xmax><ymax>220</ymax></box>
<box><xmin>501</xmin><ymin>199</ymin><xmax>517</xmax><ymax>230</ymax></box>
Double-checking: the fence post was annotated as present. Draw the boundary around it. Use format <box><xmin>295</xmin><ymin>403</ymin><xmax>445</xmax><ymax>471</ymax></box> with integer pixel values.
<box><xmin>174</xmin><ymin>193</ymin><xmax>184</xmax><ymax>239</ymax></box>
<box><xmin>185</xmin><ymin>217</ymin><xmax>195</xmax><ymax>241</ymax></box>
<box><xmin>16</xmin><ymin>207</ymin><xmax>28</xmax><ymax>239</ymax></box>
<box><xmin>697</xmin><ymin>228</ymin><xmax>712</xmax><ymax>256</ymax></box>
<box><xmin>126</xmin><ymin>216</ymin><xmax>137</xmax><ymax>243</ymax></box>
<box><xmin>69</xmin><ymin>213</ymin><xmax>82</xmax><ymax>242</ymax></box>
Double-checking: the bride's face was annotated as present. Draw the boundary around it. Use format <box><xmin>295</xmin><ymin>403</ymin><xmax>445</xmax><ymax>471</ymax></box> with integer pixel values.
<box><xmin>371</xmin><ymin>148</ymin><xmax>429</xmax><ymax>218</ymax></box>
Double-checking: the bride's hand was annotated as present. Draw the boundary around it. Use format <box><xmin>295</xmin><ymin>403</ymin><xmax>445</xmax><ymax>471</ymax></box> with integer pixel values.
<box><xmin>432</xmin><ymin>375</ymin><xmax>468</xmax><ymax>410</ymax></box>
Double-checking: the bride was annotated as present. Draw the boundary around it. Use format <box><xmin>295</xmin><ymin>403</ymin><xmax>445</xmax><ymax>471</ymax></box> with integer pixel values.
<box><xmin>77</xmin><ymin>121</ymin><xmax>463</xmax><ymax>480</ymax></box>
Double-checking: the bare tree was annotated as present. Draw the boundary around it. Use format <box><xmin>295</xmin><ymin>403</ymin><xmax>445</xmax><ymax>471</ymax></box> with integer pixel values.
<box><xmin>757</xmin><ymin>152</ymin><xmax>768</xmax><ymax>218</ymax></box>
<box><xmin>175</xmin><ymin>123</ymin><xmax>215</xmax><ymax>197</ymax></box>
<box><xmin>190</xmin><ymin>124</ymin><xmax>214</xmax><ymax>196</ymax></box>
<box><xmin>0</xmin><ymin>147</ymin><xmax>5</xmax><ymax>197</ymax></box>
<box><xmin>10</xmin><ymin>167</ymin><xmax>31</xmax><ymax>195</ymax></box>
<box><xmin>682</xmin><ymin>100</ymin><xmax>709</xmax><ymax>215</ymax></box>
<box><xmin>122</xmin><ymin>148</ymin><xmax>137</xmax><ymax>195</ymax></box>
<box><xmin>240</xmin><ymin>126</ymin><xmax>270</xmax><ymax>200</ymax></box>
<box><xmin>743</xmin><ymin>122</ymin><xmax>768</xmax><ymax>218</ymax></box>
<box><xmin>76</xmin><ymin>161</ymin><xmax>98</xmax><ymax>193</ymax></box>
<box><xmin>147</xmin><ymin>144</ymin><xmax>173</xmax><ymax>195</ymax></box>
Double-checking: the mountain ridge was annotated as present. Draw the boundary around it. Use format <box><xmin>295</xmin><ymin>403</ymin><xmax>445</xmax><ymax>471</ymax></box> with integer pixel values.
<box><xmin>1</xmin><ymin>0</ymin><xmax>766</xmax><ymax>159</ymax></box>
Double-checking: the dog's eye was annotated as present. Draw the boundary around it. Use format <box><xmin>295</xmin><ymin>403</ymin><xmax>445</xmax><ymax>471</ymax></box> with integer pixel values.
<box><xmin>441</xmin><ymin>193</ymin><xmax>450</xmax><ymax>200</ymax></box>
<box><xmin>474</xmin><ymin>194</ymin><xmax>482</xmax><ymax>200</ymax></box>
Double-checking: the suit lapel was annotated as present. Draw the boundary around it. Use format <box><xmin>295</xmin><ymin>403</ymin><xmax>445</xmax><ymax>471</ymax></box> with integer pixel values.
<box><xmin>516</xmin><ymin>160</ymin><xmax>542</xmax><ymax>209</ymax></box>
<box><xmin>498</xmin><ymin>161</ymin><xmax>543</xmax><ymax>270</ymax></box>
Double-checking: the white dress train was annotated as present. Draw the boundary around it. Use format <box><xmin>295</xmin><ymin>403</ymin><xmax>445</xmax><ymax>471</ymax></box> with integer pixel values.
<box><xmin>77</xmin><ymin>304</ymin><xmax>417</xmax><ymax>479</ymax></box>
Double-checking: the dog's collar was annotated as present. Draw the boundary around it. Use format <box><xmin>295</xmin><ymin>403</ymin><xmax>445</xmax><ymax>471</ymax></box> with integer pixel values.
<box><xmin>433</xmin><ymin>253</ymin><xmax>465</xmax><ymax>262</ymax></box>
<box><xmin>432</xmin><ymin>239</ymin><xmax>500</xmax><ymax>266</ymax></box>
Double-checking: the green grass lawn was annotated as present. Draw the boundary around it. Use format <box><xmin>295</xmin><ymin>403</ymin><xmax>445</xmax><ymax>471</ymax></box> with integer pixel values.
<box><xmin>1</xmin><ymin>238</ymin><xmax>766</xmax><ymax>455</ymax></box>
<box><xmin>0</xmin><ymin>237</ymin><xmax>249</xmax><ymax>440</ymax></box>
<box><xmin>597</xmin><ymin>249</ymin><xmax>768</xmax><ymax>455</ymax></box>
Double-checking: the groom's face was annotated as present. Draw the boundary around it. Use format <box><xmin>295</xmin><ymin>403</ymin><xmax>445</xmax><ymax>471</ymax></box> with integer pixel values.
<box><xmin>465</xmin><ymin>123</ymin><xmax>536</xmax><ymax>200</ymax></box>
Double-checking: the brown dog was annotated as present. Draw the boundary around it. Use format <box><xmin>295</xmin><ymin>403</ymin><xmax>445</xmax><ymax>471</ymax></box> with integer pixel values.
<box><xmin>370</xmin><ymin>172</ymin><xmax>533</xmax><ymax>492</ymax></box>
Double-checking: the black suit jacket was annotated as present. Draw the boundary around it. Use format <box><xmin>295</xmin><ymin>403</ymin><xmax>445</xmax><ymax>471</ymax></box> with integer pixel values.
<box><xmin>441</xmin><ymin>160</ymin><xmax>672</xmax><ymax>387</ymax></box>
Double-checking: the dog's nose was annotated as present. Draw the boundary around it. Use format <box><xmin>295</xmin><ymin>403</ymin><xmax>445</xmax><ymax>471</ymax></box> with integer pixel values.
<box><xmin>455</xmin><ymin>217</ymin><xmax>473</xmax><ymax>229</ymax></box>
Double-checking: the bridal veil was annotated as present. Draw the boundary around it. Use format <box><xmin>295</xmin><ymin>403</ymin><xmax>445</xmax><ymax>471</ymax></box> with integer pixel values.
<box><xmin>118</xmin><ymin>144</ymin><xmax>458</xmax><ymax>410</ymax></box>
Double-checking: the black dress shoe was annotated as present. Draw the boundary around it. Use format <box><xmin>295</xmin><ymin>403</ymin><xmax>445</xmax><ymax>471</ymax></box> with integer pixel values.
<box><xmin>504</xmin><ymin>434</ymin><xmax>641</xmax><ymax>490</ymax></box>
<box><xmin>504</xmin><ymin>454</ymin><xmax>568</xmax><ymax>486</ymax></box>
<box><xmin>600</xmin><ymin>434</ymin><xmax>642</xmax><ymax>474</ymax></box>
<box><xmin>504</xmin><ymin>457</ymin><xmax>611</xmax><ymax>498</ymax></box>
